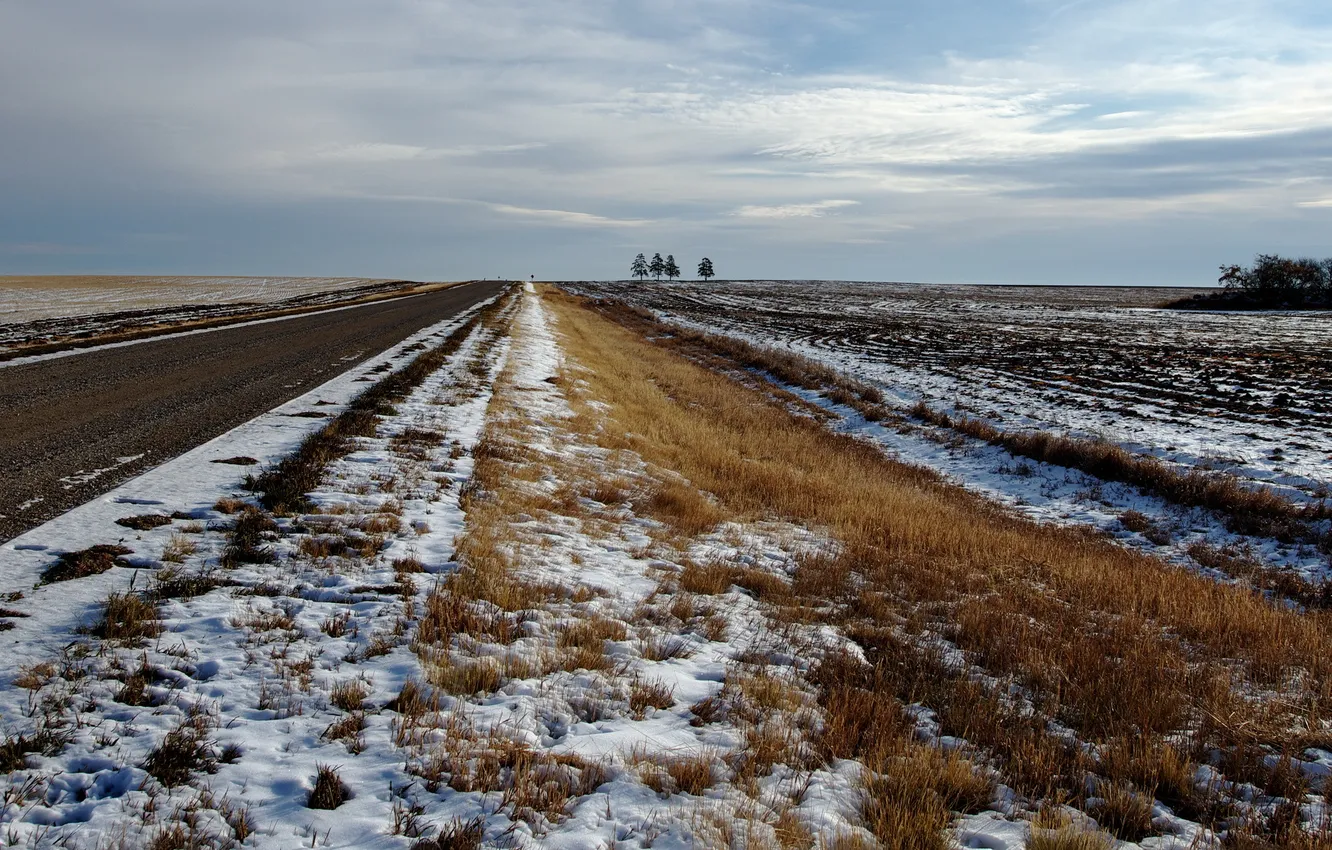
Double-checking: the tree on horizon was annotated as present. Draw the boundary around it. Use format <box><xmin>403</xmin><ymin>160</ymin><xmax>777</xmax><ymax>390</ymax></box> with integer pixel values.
<box><xmin>664</xmin><ymin>254</ymin><xmax>680</xmax><ymax>282</ymax></box>
<box><xmin>650</xmin><ymin>252</ymin><xmax>665</xmax><ymax>281</ymax></box>
<box><xmin>697</xmin><ymin>257</ymin><xmax>715</xmax><ymax>281</ymax></box>
<box><xmin>631</xmin><ymin>253</ymin><xmax>648</xmax><ymax>281</ymax></box>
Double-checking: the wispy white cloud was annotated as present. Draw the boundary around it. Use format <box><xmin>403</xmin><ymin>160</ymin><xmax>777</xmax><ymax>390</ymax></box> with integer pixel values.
<box><xmin>488</xmin><ymin>203</ymin><xmax>650</xmax><ymax>228</ymax></box>
<box><xmin>732</xmin><ymin>200</ymin><xmax>859</xmax><ymax>218</ymax></box>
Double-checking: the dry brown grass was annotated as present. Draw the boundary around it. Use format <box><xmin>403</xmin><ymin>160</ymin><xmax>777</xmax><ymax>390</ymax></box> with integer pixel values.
<box><xmin>640</xmin><ymin>481</ymin><xmax>726</xmax><ymax>536</ymax></box>
<box><xmin>115</xmin><ymin>514</ymin><xmax>173</xmax><ymax>531</ymax></box>
<box><xmin>41</xmin><ymin>544</ymin><xmax>134</xmax><ymax>584</ymax></box>
<box><xmin>141</xmin><ymin>713</ymin><xmax>215</xmax><ymax>788</ymax></box>
<box><xmin>557</xmin><ymin>615</ymin><xmax>627</xmax><ymax>649</ymax></box>
<box><xmin>629</xmin><ymin>677</ymin><xmax>676</xmax><ymax>717</ymax></box>
<box><xmin>633</xmin><ymin>747</ymin><xmax>720</xmax><ymax>797</ymax></box>
<box><xmin>1026</xmin><ymin>826</ymin><xmax>1115</xmax><ymax>850</ymax></box>
<box><xmin>160</xmin><ymin>533</ymin><xmax>198</xmax><ymax>564</ymax></box>
<box><xmin>308</xmin><ymin>764</ymin><xmax>351</xmax><ymax>809</ymax></box>
<box><xmin>909</xmin><ymin>402</ymin><xmax>1327</xmax><ymax>541</ymax></box>
<box><xmin>629</xmin><ymin>295</ymin><xmax>1332</xmax><ymax>549</ymax></box>
<box><xmin>90</xmin><ymin>592</ymin><xmax>162</xmax><ymax>643</ymax></box>
<box><xmin>330</xmin><ymin>678</ymin><xmax>369</xmax><ymax>711</ymax></box>
<box><xmin>597</xmin><ymin>296</ymin><xmax>1325</xmax><ymax>541</ymax></box>
<box><xmin>253</xmin><ymin>292</ymin><xmax>514</xmax><ymax>515</ymax></box>
<box><xmin>549</xmin><ymin>289</ymin><xmax>1332</xmax><ymax>829</ymax></box>
<box><xmin>406</xmin><ymin>719</ymin><xmax>604</xmax><ymax>829</ymax></box>
<box><xmin>427</xmin><ymin>656</ymin><xmax>508</xmax><ymax>695</ymax></box>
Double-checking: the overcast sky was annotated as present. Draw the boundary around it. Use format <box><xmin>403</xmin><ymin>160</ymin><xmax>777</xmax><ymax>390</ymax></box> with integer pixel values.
<box><xmin>2</xmin><ymin>0</ymin><xmax>1330</xmax><ymax>285</ymax></box>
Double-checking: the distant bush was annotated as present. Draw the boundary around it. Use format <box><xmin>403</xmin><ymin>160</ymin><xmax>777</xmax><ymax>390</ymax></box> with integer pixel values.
<box><xmin>1173</xmin><ymin>254</ymin><xmax>1332</xmax><ymax>309</ymax></box>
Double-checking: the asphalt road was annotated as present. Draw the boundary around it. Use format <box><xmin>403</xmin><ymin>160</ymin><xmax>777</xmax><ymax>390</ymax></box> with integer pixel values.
<box><xmin>0</xmin><ymin>280</ymin><xmax>509</xmax><ymax>542</ymax></box>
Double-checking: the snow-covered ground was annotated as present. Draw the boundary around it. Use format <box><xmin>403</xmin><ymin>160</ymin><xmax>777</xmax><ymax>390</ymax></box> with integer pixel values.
<box><xmin>0</xmin><ymin>288</ymin><xmax>875</xmax><ymax>848</ymax></box>
<box><xmin>0</xmin><ymin>277</ymin><xmax>386</xmax><ymax>325</ymax></box>
<box><xmin>0</xmin><ymin>293</ymin><xmax>500</xmax><ymax>847</ymax></box>
<box><xmin>2</xmin><ymin>283</ymin><xmax>1319</xmax><ymax>848</ymax></box>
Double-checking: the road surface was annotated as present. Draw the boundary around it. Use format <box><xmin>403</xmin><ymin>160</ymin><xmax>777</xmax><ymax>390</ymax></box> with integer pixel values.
<box><xmin>0</xmin><ymin>280</ymin><xmax>509</xmax><ymax>541</ymax></box>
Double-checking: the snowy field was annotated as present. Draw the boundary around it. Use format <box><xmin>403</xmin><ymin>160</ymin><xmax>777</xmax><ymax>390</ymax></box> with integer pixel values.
<box><xmin>571</xmin><ymin>280</ymin><xmax>1332</xmax><ymax>580</ymax></box>
<box><xmin>1</xmin><ymin>283</ymin><xmax>1327</xmax><ymax>848</ymax></box>
<box><xmin>0</xmin><ymin>277</ymin><xmax>386</xmax><ymax>325</ymax></box>
<box><xmin>0</xmin><ymin>288</ymin><xmax>864</xmax><ymax>848</ymax></box>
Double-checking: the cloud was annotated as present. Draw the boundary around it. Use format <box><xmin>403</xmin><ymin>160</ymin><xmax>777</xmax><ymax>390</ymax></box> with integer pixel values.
<box><xmin>304</xmin><ymin>142</ymin><xmax>546</xmax><ymax>164</ymax></box>
<box><xmin>732</xmin><ymin>200</ymin><xmax>859</xmax><ymax>218</ymax></box>
<box><xmin>1298</xmin><ymin>198</ymin><xmax>1332</xmax><ymax>208</ymax></box>
<box><xmin>1</xmin><ymin>0</ymin><xmax>1331</xmax><ymax>282</ymax></box>
<box><xmin>487</xmin><ymin>203</ymin><xmax>650</xmax><ymax>228</ymax></box>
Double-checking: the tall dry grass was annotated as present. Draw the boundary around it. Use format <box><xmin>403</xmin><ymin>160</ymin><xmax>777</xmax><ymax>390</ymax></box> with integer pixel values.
<box><xmin>591</xmin><ymin>297</ymin><xmax>1329</xmax><ymax>544</ymax></box>
<box><xmin>548</xmin><ymin>290</ymin><xmax>1332</xmax><ymax>837</ymax></box>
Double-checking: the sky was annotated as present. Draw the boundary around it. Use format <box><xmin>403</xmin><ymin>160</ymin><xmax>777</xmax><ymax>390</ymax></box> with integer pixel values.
<box><xmin>1</xmin><ymin>0</ymin><xmax>1330</xmax><ymax>286</ymax></box>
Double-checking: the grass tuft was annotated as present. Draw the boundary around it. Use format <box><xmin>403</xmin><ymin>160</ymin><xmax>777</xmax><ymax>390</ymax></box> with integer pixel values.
<box><xmin>115</xmin><ymin>514</ymin><xmax>173</xmax><ymax>531</ymax></box>
<box><xmin>41</xmin><ymin>544</ymin><xmax>133</xmax><ymax>584</ymax></box>
<box><xmin>142</xmin><ymin>715</ymin><xmax>215</xmax><ymax>787</ymax></box>
<box><xmin>308</xmin><ymin>763</ymin><xmax>351</xmax><ymax>810</ymax></box>
<box><xmin>89</xmin><ymin>592</ymin><xmax>162</xmax><ymax>643</ymax></box>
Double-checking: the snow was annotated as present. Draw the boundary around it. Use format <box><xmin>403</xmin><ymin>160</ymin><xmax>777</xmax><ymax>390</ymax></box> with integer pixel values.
<box><xmin>0</xmin><ymin>277</ymin><xmax>383</xmax><ymax>325</ymax></box>
<box><xmin>0</xmin><ymin>286</ymin><xmax>880</xmax><ymax>848</ymax></box>
<box><xmin>7</xmin><ymin>281</ymin><xmax>1302</xmax><ymax>848</ymax></box>
<box><xmin>0</xmin><ymin>293</ymin><xmax>500</xmax><ymax>846</ymax></box>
